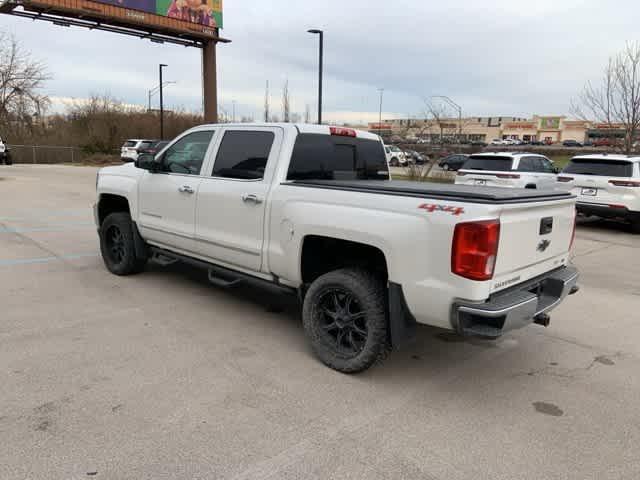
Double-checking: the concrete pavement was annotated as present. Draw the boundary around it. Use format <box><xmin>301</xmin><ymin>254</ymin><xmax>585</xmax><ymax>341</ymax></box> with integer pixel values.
<box><xmin>1</xmin><ymin>165</ymin><xmax>639</xmax><ymax>480</ymax></box>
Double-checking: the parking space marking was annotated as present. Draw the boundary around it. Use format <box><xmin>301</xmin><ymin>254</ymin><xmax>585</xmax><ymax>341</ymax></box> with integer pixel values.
<box><xmin>0</xmin><ymin>252</ymin><xmax>99</xmax><ymax>267</ymax></box>
<box><xmin>0</xmin><ymin>222</ymin><xmax>95</xmax><ymax>234</ymax></box>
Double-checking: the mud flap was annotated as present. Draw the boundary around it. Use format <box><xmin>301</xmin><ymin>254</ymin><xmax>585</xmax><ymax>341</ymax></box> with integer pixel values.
<box><xmin>388</xmin><ymin>282</ymin><xmax>418</xmax><ymax>349</ymax></box>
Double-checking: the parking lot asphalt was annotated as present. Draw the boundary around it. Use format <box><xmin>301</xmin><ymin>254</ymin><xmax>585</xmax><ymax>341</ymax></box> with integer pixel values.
<box><xmin>1</xmin><ymin>165</ymin><xmax>639</xmax><ymax>480</ymax></box>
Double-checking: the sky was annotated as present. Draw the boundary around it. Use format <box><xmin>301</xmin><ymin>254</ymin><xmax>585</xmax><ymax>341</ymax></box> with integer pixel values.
<box><xmin>1</xmin><ymin>0</ymin><xmax>640</xmax><ymax>124</ymax></box>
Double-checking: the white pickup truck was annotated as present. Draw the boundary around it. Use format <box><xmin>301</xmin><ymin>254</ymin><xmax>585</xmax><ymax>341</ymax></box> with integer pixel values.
<box><xmin>95</xmin><ymin>123</ymin><xmax>579</xmax><ymax>373</ymax></box>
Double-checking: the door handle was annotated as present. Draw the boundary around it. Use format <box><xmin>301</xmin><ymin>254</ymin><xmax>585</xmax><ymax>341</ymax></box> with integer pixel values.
<box><xmin>242</xmin><ymin>194</ymin><xmax>263</xmax><ymax>205</ymax></box>
<box><xmin>178</xmin><ymin>185</ymin><xmax>195</xmax><ymax>194</ymax></box>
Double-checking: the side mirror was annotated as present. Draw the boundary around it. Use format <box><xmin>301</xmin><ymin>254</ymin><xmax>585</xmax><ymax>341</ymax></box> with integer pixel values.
<box><xmin>135</xmin><ymin>153</ymin><xmax>160</xmax><ymax>172</ymax></box>
<box><xmin>552</xmin><ymin>167</ymin><xmax>560</xmax><ymax>174</ymax></box>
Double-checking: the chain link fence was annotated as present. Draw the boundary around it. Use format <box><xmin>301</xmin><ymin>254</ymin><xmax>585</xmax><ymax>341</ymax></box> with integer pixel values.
<box><xmin>7</xmin><ymin>145</ymin><xmax>90</xmax><ymax>164</ymax></box>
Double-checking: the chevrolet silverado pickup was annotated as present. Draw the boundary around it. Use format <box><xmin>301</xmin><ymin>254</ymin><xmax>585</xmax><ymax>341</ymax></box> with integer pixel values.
<box><xmin>94</xmin><ymin>123</ymin><xmax>579</xmax><ymax>373</ymax></box>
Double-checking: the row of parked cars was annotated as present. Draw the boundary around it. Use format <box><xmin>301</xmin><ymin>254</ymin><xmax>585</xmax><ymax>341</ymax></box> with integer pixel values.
<box><xmin>454</xmin><ymin>151</ymin><xmax>640</xmax><ymax>232</ymax></box>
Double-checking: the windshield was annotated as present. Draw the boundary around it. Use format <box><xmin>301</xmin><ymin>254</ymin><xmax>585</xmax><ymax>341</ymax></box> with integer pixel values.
<box><xmin>563</xmin><ymin>159</ymin><xmax>633</xmax><ymax>177</ymax></box>
<box><xmin>463</xmin><ymin>155</ymin><xmax>513</xmax><ymax>171</ymax></box>
<box><xmin>288</xmin><ymin>134</ymin><xmax>389</xmax><ymax>181</ymax></box>
<box><xmin>389</xmin><ymin>146</ymin><xmax>401</xmax><ymax>152</ymax></box>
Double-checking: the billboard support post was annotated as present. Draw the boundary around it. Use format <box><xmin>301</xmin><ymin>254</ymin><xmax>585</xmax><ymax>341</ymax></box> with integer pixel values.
<box><xmin>159</xmin><ymin>63</ymin><xmax>167</xmax><ymax>140</ymax></box>
<box><xmin>203</xmin><ymin>40</ymin><xmax>218</xmax><ymax>123</ymax></box>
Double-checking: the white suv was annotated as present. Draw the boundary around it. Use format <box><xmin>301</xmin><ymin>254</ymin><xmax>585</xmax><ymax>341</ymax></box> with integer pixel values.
<box><xmin>121</xmin><ymin>139</ymin><xmax>155</xmax><ymax>162</ymax></box>
<box><xmin>557</xmin><ymin>154</ymin><xmax>640</xmax><ymax>233</ymax></box>
<box><xmin>384</xmin><ymin>145</ymin><xmax>407</xmax><ymax>166</ymax></box>
<box><xmin>455</xmin><ymin>152</ymin><xmax>559</xmax><ymax>189</ymax></box>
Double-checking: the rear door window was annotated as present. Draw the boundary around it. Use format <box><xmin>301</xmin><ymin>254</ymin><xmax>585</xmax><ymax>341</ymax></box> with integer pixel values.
<box><xmin>464</xmin><ymin>156</ymin><xmax>514</xmax><ymax>172</ymax></box>
<box><xmin>287</xmin><ymin>134</ymin><xmax>389</xmax><ymax>181</ymax></box>
<box><xmin>212</xmin><ymin>131</ymin><xmax>275</xmax><ymax>180</ymax></box>
<box><xmin>563</xmin><ymin>159</ymin><xmax>633</xmax><ymax>177</ymax></box>
<box><xmin>517</xmin><ymin>157</ymin><xmax>537</xmax><ymax>172</ymax></box>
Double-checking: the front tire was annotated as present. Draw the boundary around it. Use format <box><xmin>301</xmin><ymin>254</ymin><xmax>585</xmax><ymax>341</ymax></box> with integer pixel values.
<box><xmin>302</xmin><ymin>268</ymin><xmax>389</xmax><ymax>373</ymax></box>
<box><xmin>99</xmin><ymin>212</ymin><xmax>147</xmax><ymax>275</ymax></box>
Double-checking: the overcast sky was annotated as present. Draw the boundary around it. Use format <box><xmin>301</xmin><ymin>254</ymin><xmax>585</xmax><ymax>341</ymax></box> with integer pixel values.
<box><xmin>2</xmin><ymin>0</ymin><xmax>639</xmax><ymax>123</ymax></box>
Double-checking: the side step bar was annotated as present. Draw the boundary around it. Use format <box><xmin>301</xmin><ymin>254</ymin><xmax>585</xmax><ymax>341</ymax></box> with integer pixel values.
<box><xmin>149</xmin><ymin>247</ymin><xmax>296</xmax><ymax>295</ymax></box>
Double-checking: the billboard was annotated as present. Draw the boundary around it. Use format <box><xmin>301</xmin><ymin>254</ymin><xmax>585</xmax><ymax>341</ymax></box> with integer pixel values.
<box><xmin>0</xmin><ymin>0</ymin><xmax>223</xmax><ymax>40</ymax></box>
<box><xmin>99</xmin><ymin>0</ymin><xmax>222</xmax><ymax>27</ymax></box>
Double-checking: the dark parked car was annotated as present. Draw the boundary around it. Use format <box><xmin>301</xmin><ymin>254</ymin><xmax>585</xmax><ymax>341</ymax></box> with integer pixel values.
<box><xmin>439</xmin><ymin>154</ymin><xmax>469</xmax><ymax>171</ymax></box>
<box><xmin>530</xmin><ymin>140</ymin><xmax>545</xmax><ymax>146</ymax></box>
<box><xmin>137</xmin><ymin>140</ymin><xmax>170</xmax><ymax>156</ymax></box>
<box><xmin>403</xmin><ymin>149</ymin><xmax>428</xmax><ymax>164</ymax></box>
<box><xmin>562</xmin><ymin>139</ymin><xmax>583</xmax><ymax>147</ymax></box>
<box><xmin>471</xmin><ymin>140</ymin><xmax>487</xmax><ymax>147</ymax></box>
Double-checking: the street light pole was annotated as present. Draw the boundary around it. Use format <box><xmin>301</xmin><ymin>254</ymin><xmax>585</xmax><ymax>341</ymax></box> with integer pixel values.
<box><xmin>159</xmin><ymin>63</ymin><xmax>168</xmax><ymax>140</ymax></box>
<box><xmin>307</xmin><ymin>29</ymin><xmax>324</xmax><ymax>125</ymax></box>
<box><xmin>378</xmin><ymin>88</ymin><xmax>384</xmax><ymax>132</ymax></box>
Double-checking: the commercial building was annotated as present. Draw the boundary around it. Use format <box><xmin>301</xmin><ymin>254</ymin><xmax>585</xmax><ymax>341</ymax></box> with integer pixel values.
<box><xmin>369</xmin><ymin>115</ymin><xmax>606</xmax><ymax>144</ymax></box>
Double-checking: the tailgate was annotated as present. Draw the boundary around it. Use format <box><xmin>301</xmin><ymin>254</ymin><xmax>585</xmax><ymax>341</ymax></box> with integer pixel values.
<box><xmin>492</xmin><ymin>199</ymin><xmax>575</xmax><ymax>291</ymax></box>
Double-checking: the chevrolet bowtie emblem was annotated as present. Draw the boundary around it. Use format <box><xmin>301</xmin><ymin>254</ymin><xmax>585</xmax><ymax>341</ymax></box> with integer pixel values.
<box><xmin>537</xmin><ymin>239</ymin><xmax>551</xmax><ymax>252</ymax></box>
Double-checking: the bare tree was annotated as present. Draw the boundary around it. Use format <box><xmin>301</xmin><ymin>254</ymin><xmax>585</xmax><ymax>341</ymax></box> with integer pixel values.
<box><xmin>0</xmin><ymin>32</ymin><xmax>50</xmax><ymax>139</ymax></box>
<box><xmin>282</xmin><ymin>79</ymin><xmax>290</xmax><ymax>123</ymax></box>
<box><xmin>264</xmin><ymin>80</ymin><xmax>270</xmax><ymax>123</ymax></box>
<box><xmin>573</xmin><ymin>42</ymin><xmax>640</xmax><ymax>154</ymax></box>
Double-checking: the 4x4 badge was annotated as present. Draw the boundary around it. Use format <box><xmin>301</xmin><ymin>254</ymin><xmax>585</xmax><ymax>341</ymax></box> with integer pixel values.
<box><xmin>537</xmin><ymin>239</ymin><xmax>551</xmax><ymax>252</ymax></box>
<box><xmin>418</xmin><ymin>204</ymin><xmax>465</xmax><ymax>216</ymax></box>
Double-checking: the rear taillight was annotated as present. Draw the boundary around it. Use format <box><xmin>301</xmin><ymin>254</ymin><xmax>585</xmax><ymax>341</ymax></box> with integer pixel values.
<box><xmin>451</xmin><ymin>220</ymin><xmax>501</xmax><ymax>281</ymax></box>
<box><xmin>557</xmin><ymin>176</ymin><xmax>574</xmax><ymax>183</ymax></box>
<box><xmin>495</xmin><ymin>173</ymin><xmax>521</xmax><ymax>179</ymax></box>
<box><xmin>330</xmin><ymin>127</ymin><xmax>356</xmax><ymax>137</ymax></box>
<box><xmin>609</xmin><ymin>180</ymin><xmax>640</xmax><ymax>187</ymax></box>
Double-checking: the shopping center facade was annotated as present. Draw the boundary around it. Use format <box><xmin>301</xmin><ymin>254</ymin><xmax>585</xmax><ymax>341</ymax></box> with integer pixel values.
<box><xmin>368</xmin><ymin>115</ymin><xmax>624</xmax><ymax>143</ymax></box>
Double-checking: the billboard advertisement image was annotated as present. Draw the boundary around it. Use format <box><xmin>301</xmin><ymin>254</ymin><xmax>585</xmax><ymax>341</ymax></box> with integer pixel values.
<box><xmin>99</xmin><ymin>0</ymin><xmax>222</xmax><ymax>27</ymax></box>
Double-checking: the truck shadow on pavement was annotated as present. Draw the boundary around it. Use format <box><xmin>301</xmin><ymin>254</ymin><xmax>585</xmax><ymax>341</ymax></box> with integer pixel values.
<box><xmin>143</xmin><ymin>260</ymin><xmax>509</xmax><ymax>384</ymax></box>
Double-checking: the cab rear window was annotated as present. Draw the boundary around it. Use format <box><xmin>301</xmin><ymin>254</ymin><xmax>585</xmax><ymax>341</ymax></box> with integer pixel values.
<box><xmin>287</xmin><ymin>134</ymin><xmax>389</xmax><ymax>181</ymax></box>
<box><xmin>124</xmin><ymin>141</ymin><xmax>138</xmax><ymax>148</ymax></box>
<box><xmin>463</xmin><ymin>156</ymin><xmax>513</xmax><ymax>172</ymax></box>
<box><xmin>563</xmin><ymin>159</ymin><xmax>633</xmax><ymax>177</ymax></box>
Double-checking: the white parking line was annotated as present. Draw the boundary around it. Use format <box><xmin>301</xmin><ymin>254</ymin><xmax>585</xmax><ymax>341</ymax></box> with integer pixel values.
<box><xmin>0</xmin><ymin>253</ymin><xmax>99</xmax><ymax>267</ymax></box>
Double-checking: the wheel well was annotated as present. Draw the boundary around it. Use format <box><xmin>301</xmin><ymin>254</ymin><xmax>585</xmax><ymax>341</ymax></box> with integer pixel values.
<box><xmin>301</xmin><ymin>235</ymin><xmax>388</xmax><ymax>284</ymax></box>
<box><xmin>98</xmin><ymin>194</ymin><xmax>130</xmax><ymax>225</ymax></box>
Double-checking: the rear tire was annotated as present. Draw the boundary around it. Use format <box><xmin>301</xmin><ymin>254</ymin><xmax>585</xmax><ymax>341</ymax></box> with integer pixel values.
<box><xmin>630</xmin><ymin>216</ymin><xmax>640</xmax><ymax>234</ymax></box>
<box><xmin>302</xmin><ymin>268</ymin><xmax>389</xmax><ymax>373</ymax></box>
<box><xmin>99</xmin><ymin>212</ymin><xmax>147</xmax><ymax>275</ymax></box>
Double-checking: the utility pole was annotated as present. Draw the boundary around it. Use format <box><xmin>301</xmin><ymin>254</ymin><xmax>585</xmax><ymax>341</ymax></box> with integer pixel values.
<box><xmin>159</xmin><ymin>63</ymin><xmax>167</xmax><ymax>140</ymax></box>
<box><xmin>232</xmin><ymin>100</ymin><xmax>236</xmax><ymax>123</ymax></box>
<box><xmin>264</xmin><ymin>80</ymin><xmax>270</xmax><ymax>122</ymax></box>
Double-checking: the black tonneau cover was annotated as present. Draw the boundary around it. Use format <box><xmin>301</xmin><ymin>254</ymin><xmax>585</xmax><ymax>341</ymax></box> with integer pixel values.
<box><xmin>285</xmin><ymin>180</ymin><xmax>574</xmax><ymax>204</ymax></box>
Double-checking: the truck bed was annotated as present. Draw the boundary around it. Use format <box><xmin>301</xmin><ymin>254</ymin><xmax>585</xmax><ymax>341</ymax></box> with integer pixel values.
<box><xmin>286</xmin><ymin>180</ymin><xmax>574</xmax><ymax>204</ymax></box>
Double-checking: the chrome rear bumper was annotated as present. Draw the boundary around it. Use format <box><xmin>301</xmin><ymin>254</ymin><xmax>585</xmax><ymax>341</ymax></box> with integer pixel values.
<box><xmin>454</xmin><ymin>266</ymin><xmax>579</xmax><ymax>338</ymax></box>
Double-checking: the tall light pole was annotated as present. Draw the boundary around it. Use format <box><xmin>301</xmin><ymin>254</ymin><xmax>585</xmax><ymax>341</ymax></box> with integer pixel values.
<box><xmin>307</xmin><ymin>29</ymin><xmax>323</xmax><ymax>125</ymax></box>
<box><xmin>159</xmin><ymin>63</ymin><xmax>168</xmax><ymax>140</ymax></box>
<box><xmin>378</xmin><ymin>88</ymin><xmax>384</xmax><ymax>134</ymax></box>
<box><xmin>432</xmin><ymin>95</ymin><xmax>462</xmax><ymax>145</ymax></box>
